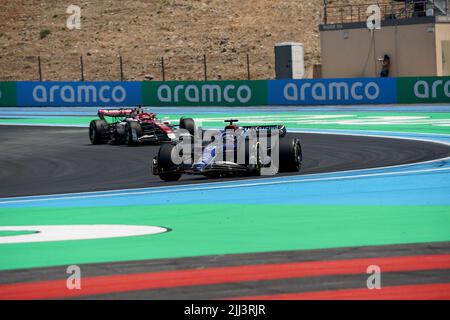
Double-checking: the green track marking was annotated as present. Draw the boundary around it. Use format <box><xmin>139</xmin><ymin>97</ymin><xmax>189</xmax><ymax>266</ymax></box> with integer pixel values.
<box><xmin>0</xmin><ymin>116</ymin><xmax>90</xmax><ymax>126</ymax></box>
<box><xmin>0</xmin><ymin>231</ymin><xmax>36</xmax><ymax>237</ymax></box>
<box><xmin>0</xmin><ymin>204</ymin><xmax>449</xmax><ymax>270</ymax></box>
<box><xmin>186</xmin><ymin>112</ymin><xmax>450</xmax><ymax>134</ymax></box>
<box><xmin>1</xmin><ymin>112</ymin><xmax>450</xmax><ymax>134</ymax></box>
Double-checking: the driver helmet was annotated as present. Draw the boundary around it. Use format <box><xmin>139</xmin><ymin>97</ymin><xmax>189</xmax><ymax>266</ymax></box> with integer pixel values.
<box><xmin>225</xmin><ymin>124</ymin><xmax>238</xmax><ymax>130</ymax></box>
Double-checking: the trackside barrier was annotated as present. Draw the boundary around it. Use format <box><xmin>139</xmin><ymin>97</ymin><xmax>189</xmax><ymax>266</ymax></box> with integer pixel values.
<box><xmin>0</xmin><ymin>77</ymin><xmax>449</xmax><ymax>107</ymax></box>
<box><xmin>0</xmin><ymin>82</ymin><xmax>16</xmax><ymax>107</ymax></box>
<box><xmin>268</xmin><ymin>78</ymin><xmax>397</xmax><ymax>105</ymax></box>
<box><xmin>397</xmin><ymin>76</ymin><xmax>450</xmax><ymax>104</ymax></box>
<box><xmin>142</xmin><ymin>81</ymin><xmax>267</xmax><ymax>106</ymax></box>
<box><xmin>15</xmin><ymin>82</ymin><xmax>142</xmax><ymax>107</ymax></box>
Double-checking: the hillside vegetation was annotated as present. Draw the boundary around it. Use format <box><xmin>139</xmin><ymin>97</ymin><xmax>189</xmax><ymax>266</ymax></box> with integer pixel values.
<box><xmin>0</xmin><ymin>0</ymin><xmax>371</xmax><ymax>81</ymax></box>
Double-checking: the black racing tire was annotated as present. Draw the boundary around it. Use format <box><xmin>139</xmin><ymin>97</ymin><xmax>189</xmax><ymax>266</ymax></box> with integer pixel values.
<box><xmin>279</xmin><ymin>137</ymin><xmax>302</xmax><ymax>172</ymax></box>
<box><xmin>159</xmin><ymin>172</ymin><xmax>182</xmax><ymax>182</ymax></box>
<box><xmin>127</xmin><ymin>121</ymin><xmax>143</xmax><ymax>146</ymax></box>
<box><xmin>89</xmin><ymin>120</ymin><xmax>108</xmax><ymax>144</ymax></box>
<box><xmin>180</xmin><ymin>117</ymin><xmax>195</xmax><ymax>136</ymax></box>
<box><xmin>157</xmin><ymin>143</ymin><xmax>182</xmax><ymax>182</ymax></box>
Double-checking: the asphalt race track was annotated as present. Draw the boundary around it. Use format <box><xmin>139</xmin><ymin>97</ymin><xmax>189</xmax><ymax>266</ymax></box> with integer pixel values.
<box><xmin>0</xmin><ymin>121</ymin><xmax>450</xmax><ymax>299</ymax></box>
<box><xmin>1</xmin><ymin>241</ymin><xmax>449</xmax><ymax>299</ymax></box>
<box><xmin>1</xmin><ymin>125</ymin><xmax>449</xmax><ymax>198</ymax></box>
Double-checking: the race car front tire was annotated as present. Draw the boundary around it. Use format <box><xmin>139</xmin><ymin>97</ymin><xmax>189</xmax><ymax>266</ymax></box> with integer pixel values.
<box><xmin>89</xmin><ymin>120</ymin><xmax>108</xmax><ymax>144</ymax></box>
<box><xmin>157</xmin><ymin>143</ymin><xmax>182</xmax><ymax>181</ymax></box>
<box><xmin>279</xmin><ymin>137</ymin><xmax>302</xmax><ymax>172</ymax></box>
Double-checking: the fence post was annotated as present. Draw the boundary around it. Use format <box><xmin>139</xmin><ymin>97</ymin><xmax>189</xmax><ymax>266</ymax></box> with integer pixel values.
<box><xmin>37</xmin><ymin>56</ymin><xmax>42</xmax><ymax>81</ymax></box>
<box><xmin>80</xmin><ymin>55</ymin><xmax>84</xmax><ymax>81</ymax></box>
<box><xmin>246</xmin><ymin>54</ymin><xmax>251</xmax><ymax>80</ymax></box>
<box><xmin>161</xmin><ymin>56</ymin><xmax>165</xmax><ymax>81</ymax></box>
<box><xmin>119</xmin><ymin>55</ymin><xmax>124</xmax><ymax>81</ymax></box>
<box><xmin>203</xmin><ymin>54</ymin><xmax>207</xmax><ymax>81</ymax></box>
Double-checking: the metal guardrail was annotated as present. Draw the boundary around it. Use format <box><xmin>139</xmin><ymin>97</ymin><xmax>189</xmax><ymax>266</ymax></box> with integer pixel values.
<box><xmin>323</xmin><ymin>1</ymin><xmax>449</xmax><ymax>25</ymax></box>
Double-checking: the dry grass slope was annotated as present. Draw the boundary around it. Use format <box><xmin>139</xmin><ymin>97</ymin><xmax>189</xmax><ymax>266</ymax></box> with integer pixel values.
<box><xmin>0</xmin><ymin>0</ymin><xmax>368</xmax><ymax>81</ymax></box>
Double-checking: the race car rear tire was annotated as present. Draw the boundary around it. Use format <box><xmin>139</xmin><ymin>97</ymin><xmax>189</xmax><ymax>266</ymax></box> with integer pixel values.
<box><xmin>279</xmin><ymin>137</ymin><xmax>302</xmax><ymax>172</ymax></box>
<box><xmin>127</xmin><ymin>121</ymin><xmax>143</xmax><ymax>146</ymax></box>
<box><xmin>89</xmin><ymin>120</ymin><xmax>108</xmax><ymax>144</ymax></box>
<box><xmin>180</xmin><ymin>118</ymin><xmax>195</xmax><ymax>136</ymax></box>
<box><xmin>157</xmin><ymin>143</ymin><xmax>182</xmax><ymax>181</ymax></box>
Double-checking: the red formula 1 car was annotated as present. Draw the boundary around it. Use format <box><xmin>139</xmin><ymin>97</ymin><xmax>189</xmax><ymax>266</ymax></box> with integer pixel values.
<box><xmin>89</xmin><ymin>107</ymin><xmax>195</xmax><ymax>146</ymax></box>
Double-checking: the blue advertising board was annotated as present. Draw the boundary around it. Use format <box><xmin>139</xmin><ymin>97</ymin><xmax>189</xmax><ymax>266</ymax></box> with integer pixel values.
<box><xmin>267</xmin><ymin>78</ymin><xmax>397</xmax><ymax>105</ymax></box>
<box><xmin>6</xmin><ymin>78</ymin><xmax>417</xmax><ymax>107</ymax></box>
<box><xmin>16</xmin><ymin>81</ymin><xmax>142</xmax><ymax>107</ymax></box>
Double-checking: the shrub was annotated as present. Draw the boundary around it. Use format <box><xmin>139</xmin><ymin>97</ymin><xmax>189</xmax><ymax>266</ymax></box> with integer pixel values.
<box><xmin>39</xmin><ymin>29</ymin><xmax>51</xmax><ymax>39</ymax></box>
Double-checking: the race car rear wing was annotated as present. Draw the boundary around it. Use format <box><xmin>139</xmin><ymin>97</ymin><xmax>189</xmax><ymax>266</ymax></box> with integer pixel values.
<box><xmin>242</xmin><ymin>124</ymin><xmax>287</xmax><ymax>137</ymax></box>
<box><xmin>97</xmin><ymin>107</ymin><xmax>147</xmax><ymax>120</ymax></box>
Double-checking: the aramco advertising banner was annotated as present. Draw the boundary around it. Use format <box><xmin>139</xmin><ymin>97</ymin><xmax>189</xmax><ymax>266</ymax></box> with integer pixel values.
<box><xmin>16</xmin><ymin>81</ymin><xmax>142</xmax><ymax>107</ymax></box>
<box><xmin>1</xmin><ymin>77</ymin><xmax>449</xmax><ymax>107</ymax></box>
<box><xmin>142</xmin><ymin>80</ymin><xmax>267</xmax><ymax>106</ymax></box>
<box><xmin>267</xmin><ymin>78</ymin><xmax>398</xmax><ymax>105</ymax></box>
<box><xmin>396</xmin><ymin>76</ymin><xmax>450</xmax><ymax>104</ymax></box>
<box><xmin>0</xmin><ymin>82</ymin><xmax>16</xmax><ymax>107</ymax></box>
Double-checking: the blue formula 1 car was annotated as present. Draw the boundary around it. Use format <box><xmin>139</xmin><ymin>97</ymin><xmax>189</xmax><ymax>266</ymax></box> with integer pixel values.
<box><xmin>152</xmin><ymin>119</ymin><xmax>302</xmax><ymax>181</ymax></box>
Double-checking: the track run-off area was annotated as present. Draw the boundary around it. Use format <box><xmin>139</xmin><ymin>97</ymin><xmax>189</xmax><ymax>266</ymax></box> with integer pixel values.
<box><xmin>0</xmin><ymin>105</ymin><xmax>450</xmax><ymax>299</ymax></box>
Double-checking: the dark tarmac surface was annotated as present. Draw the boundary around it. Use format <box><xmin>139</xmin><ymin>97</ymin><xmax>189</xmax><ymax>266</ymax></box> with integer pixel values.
<box><xmin>0</xmin><ymin>241</ymin><xmax>449</xmax><ymax>299</ymax></box>
<box><xmin>1</xmin><ymin>125</ymin><xmax>449</xmax><ymax>198</ymax></box>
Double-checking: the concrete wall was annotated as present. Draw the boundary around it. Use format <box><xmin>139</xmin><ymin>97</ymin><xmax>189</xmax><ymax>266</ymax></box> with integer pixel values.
<box><xmin>435</xmin><ymin>23</ymin><xmax>450</xmax><ymax>76</ymax></box>
<box><xmin>320</xmin><ymin>21</ymin><xmax>440</xmax><ymax>78</ymax></box>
